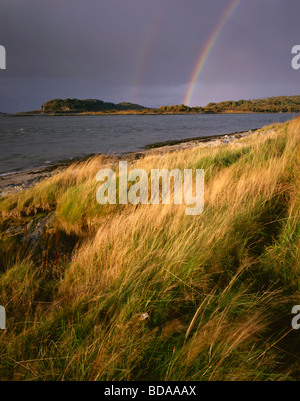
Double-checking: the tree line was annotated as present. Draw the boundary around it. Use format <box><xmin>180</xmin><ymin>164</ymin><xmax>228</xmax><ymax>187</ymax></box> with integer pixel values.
<box><xmin>40</xmin><ymin>96</ymin><xmax>300</xmax><ymax>114</ymax></box>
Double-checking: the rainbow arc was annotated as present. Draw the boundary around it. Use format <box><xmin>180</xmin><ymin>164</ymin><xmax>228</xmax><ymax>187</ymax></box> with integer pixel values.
<box><xmin>184</xmin><ymin>0</ymin><xmax>241</xmax><ymax>106</ymax></box>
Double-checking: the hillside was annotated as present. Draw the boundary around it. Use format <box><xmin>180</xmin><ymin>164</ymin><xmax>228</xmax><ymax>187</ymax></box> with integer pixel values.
<box><xmin>203</xmin><ymin>95</ymin><xmax>300</xmax><ymax>113</ymax></box>
<box><xmin>39</xmin><ymin>95</ymin><xmax>300</xmax><ymax>115</ymax></box>
<box><xmin>0</xmin><ymin>117</ymin><xmax>299</xmax><ymax>380</ymax></box>
<box><xmin>155</xmin><ymin>96</ymin><xmax>300</xmax><ymax>114</ymax></box>
<box><xmin>41</xmin><ymin>98</ymin><xmax>148</xmax><ymax>113</ymax></box>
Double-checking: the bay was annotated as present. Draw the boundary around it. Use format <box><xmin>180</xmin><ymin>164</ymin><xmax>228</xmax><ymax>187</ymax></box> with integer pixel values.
<box><xmin>0</xmin><ymin>113</ymin><xmax>298</xmax><ymax>174</ymax></box>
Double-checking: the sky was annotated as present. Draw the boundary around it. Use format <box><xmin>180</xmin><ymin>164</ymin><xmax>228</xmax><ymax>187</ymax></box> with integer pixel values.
<box><xmin>0</xmin><ymin>0</ymin><xmax>299</xmax><ymax>112</ymax></box>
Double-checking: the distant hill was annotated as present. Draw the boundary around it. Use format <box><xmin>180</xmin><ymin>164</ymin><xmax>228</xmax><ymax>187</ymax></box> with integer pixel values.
<box><xmin>155</xmin><ymin>96</ymin><xmax>300</xmax><ymax>114</ymax></box>
<box><xmin>41</xmin><ymin>98</ymin><xmax>148</xmax><ymax>113</ymax></box>
<box><xmin>201</xmin><ymin>95</ymin><xmax>300</xmax><ymax>113</ymax></box>
<box><xmin>39</xmin><ymin>95</ymin><xmax>300</xmax><ymax>115</ymax></box>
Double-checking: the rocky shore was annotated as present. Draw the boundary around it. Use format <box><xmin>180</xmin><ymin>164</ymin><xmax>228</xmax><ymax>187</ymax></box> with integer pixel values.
<box><xmin>0</xmin><ymin>129</ymin><xmax>258</xmax><ymax>197</ymax></box>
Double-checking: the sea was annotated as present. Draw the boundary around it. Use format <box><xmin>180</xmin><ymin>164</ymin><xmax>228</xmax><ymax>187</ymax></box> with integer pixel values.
<box><xmin>0</xmin><ymin>113</ymin><xmax>298</xmax><ymax>175</ymax></box>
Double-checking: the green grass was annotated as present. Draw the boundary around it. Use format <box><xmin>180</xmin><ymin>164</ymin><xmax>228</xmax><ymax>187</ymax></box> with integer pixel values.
<box><xmin>0</xmin><ymin>119</ymin><xmax>299</xmax><ymax>380</ymax></box>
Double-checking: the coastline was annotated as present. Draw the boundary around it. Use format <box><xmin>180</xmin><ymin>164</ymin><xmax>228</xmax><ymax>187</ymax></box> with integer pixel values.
<box><xmin>0</xmin><ymin>128</ymin><xmax>260</xmax><ymax>197</ymax></box>
<box><xmin>2</xmin><ymin>111</ymin><xmax>298</xmax><ymax>117</ymax></box>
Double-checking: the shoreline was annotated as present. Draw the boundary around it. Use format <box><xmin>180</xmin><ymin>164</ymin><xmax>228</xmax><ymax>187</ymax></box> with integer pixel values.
<box><xmin>0</xmin><ymin>128</ymin><xmax>260</xmax><ymax>197</ymax></box>
<box><xmin>1</xmin><ymin>110</ymin><xmax>299</xmax><ymax>117</ymax></box>
<box><xmin>1</xmin><ymin>111</ymin><xmax>299</xmax><ymax>118</ymax></box>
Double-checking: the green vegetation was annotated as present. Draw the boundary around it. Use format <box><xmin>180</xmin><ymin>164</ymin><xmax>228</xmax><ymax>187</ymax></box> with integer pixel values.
<box><xmin>38</xmin><ymin>95</ymin><xmax>300</xmax><ymax>115</ymax></box>
<box><xmin>202</xmin><ymin>96</ymin><xmax>300</xmax><ymax>113</ymax></box>
<box><xmin>155</xmin><ymin>104</ymin><xmax>202</xmax><ymax>113</ymax></box>
<box><xmin>41</xmin><ymin>98</ymin><xmax>147</xmax><ymax>113</ymax></box>
<box><xmin>0</xmin><ymin>118</ymin><xmax>299</xmax><ymax>380</ymax></box>
<box><xmin>156</xmin><ymin>96</ymin><xmax>300</xmax><ymax>114</ymax></box>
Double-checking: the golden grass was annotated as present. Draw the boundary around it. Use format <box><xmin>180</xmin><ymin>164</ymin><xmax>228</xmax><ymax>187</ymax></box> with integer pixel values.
<box><xmin>0</xmin><ymin>117</ymin><xmax>299</xmax><ymax>380</ymax></box>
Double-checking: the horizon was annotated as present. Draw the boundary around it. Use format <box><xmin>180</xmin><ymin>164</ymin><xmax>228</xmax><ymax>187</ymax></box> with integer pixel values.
<box><xmin>0</xmin><ymin>0</ymin><xmax>300</xmax><ymax>112</ymax></box>
<box><xmin>15</xmin><ymin>94</ymin><xmax>300</xmax><ymax>114</ymax></box>
<box><xmin>16</xmin><ymin>94</ymin><xmax>300</xmax><ymax>113</ymax></box>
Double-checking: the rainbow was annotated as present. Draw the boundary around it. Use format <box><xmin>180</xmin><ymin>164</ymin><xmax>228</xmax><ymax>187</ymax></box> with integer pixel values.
<box><xmin>184</xmin><ymin>0</ymin><xmax>241</xmax><ymax>106</ymax></box>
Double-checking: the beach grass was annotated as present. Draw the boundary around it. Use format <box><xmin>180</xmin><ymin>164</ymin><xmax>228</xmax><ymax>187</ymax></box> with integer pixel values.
<box><xmin>0</xmin><ymin>118</ymin><xmax>299</xmax><ymax>380</ymax></box>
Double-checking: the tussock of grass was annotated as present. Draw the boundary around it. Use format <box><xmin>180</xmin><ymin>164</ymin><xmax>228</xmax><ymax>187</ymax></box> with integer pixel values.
<box><xmin>0</xmin><ymin>118</ymin><xmax>299</xmax><ymax>380</ymax></box>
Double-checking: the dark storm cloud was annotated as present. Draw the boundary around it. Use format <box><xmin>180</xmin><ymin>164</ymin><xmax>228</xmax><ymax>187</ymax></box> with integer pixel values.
<box><xmin>0</xmin><ymin>0</ymin><xmax>299</xmax><ymax>111</ymax></box>
<box><xmin>0</xmin><ymin>0</ymin><xmax>215</xmax><ymax>83</ymax></box>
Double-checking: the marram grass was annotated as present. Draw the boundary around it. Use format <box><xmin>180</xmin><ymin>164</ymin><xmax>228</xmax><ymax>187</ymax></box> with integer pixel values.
<box><xmin>0</xmin><ymin>118</ymin><xmax>299</xmax><ymax>380</ymax></box>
